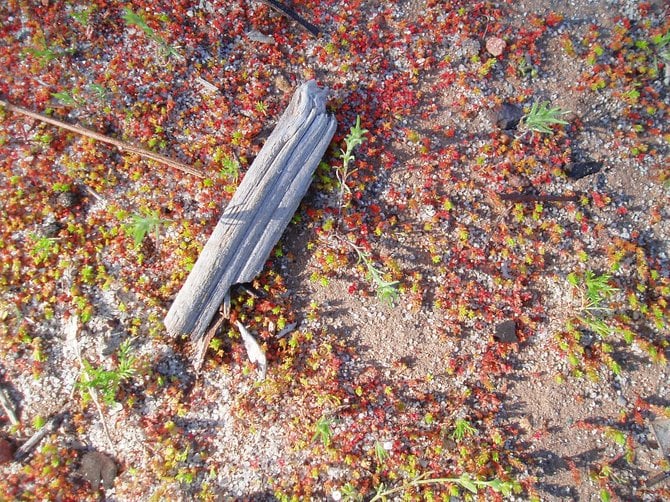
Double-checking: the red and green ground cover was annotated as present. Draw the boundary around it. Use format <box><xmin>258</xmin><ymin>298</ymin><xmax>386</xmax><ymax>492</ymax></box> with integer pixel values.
<box><xmin>0</xmin><ymin>0</ymin><xmax>669</xmax><ymax>500</ymax></box>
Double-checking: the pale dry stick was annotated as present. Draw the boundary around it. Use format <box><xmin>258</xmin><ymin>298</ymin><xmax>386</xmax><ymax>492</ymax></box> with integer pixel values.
<box><xmin>14</xmin><ymin>403</ymin><xmax>69</xmax><ymax>462</ymax></box>
<box><xmin>83</xmin><ymin>185</ymin><xmax>106</xmax><ymax>204</ymax></box>
<box><xmin>0</xmin><ymin>98</ymin><xmax>205</xmax><ymax>178</ymax></box>
<box><xmin>0</xmin><ymin>387</ymin><xmax>19</xmax><ymax>426</ymax></box>
<box><xmin>498</xmin><ymin>192</ymin><xmax>581</xmax><ymax>203</ymax></box>
<box><xmin>195</xmin><ymin>76</ymin><xmax>220</xmax><ymax>94</ymax></box>
<box><xmin>64</xmin><ymin>317</ymin><xmax>115</xmax><ymax>452</ymax></box>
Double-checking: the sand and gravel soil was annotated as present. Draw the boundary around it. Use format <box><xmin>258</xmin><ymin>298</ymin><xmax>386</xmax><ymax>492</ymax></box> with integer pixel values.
<box><xmin>0</xmin><ymin>0</ymin><xmax>669</xmax><ymax>500</ymax></box>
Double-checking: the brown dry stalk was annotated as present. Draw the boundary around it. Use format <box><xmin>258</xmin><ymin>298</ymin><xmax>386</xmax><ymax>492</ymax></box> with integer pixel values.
<box><xmin>498</xmin><ymin>192</ymin><xmax>580</xmax><ymax>202</ymax></box>
<box><xmin>0</xmin><ymin>98</ymin><xmax>205</xmax><ymax>178</ymax></box>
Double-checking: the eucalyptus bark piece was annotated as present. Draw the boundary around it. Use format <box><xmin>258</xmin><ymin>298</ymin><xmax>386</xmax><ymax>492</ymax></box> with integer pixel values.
<box><xmin>164</xmin><ymin>80</ymin><xmax>336</xmax><ymax>341</ymax></box>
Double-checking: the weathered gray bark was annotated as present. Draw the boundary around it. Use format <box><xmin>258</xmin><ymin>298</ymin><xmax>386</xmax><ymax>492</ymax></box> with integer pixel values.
<box><xmin>164</xmin><ymin>80</ymin><xmax>336</xmax><ymax>340</ymax></box>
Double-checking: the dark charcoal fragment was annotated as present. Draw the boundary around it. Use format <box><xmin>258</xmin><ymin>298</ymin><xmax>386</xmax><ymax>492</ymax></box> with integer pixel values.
<box><xmin>565</xmin><ymin>161</ymin><xmax>603</xmax><ymax>180</ymax></box>
<box><xmin>494</xmin><ymin>320</ymin><xmax>518</xmax><ymax>343</ymax></box>
<box><xmin>494</xmin><ymin>103</ymin><xmax>524</xmax><ymax>130</ymax></box>
<box><xmin>80</xmin><ymin>451</ymin><xmax>117</xmax><ymax>491</ymax></box>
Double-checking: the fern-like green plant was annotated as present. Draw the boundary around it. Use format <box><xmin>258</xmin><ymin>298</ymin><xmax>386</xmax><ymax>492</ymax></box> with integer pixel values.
<box><xmin>568</xmin><ymin>270</ymin><xmax>618</xmax><ymax>313</ymax></box>
<box><xmin>451</xmin><ymin>418</ymin><xmax>477</xmax><ymax>441</ymax></box>
<box><xmin>78</xmin><ymin>339</ymin><xmax>137</xmax><ymax>405</ymax></box>
<box><xmin>126</xmin><ymin>210</ymin><xmax>170</xmax><ymax>247</ymax></box>
<box><xmin>520</xmin><ymin>101</ymin><xmax>570</xmax><ymax>134</ymax></box>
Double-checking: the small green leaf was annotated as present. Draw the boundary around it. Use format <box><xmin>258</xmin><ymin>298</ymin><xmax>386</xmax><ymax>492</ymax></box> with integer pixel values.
<box><xmin>52</xmin><ymin>91</ymin><xmax>76</xmax><ymax>105</ymax></box>
<box><xmin>458</xmin><ymin>473</ymin><xmax>478</xmax><ymax>493</ymax></box>
<box><xmin>521</xmin><ymin>101</ymin><xmax>570</xmax><ymax>134</ymax></box>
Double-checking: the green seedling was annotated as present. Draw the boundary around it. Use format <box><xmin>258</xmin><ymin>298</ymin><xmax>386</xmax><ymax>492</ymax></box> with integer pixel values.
<box><xmin>24</xmin><ymin>43</ymin><xmax>75</xmax><ymax>67</ymax></box>
<box><xmin>370</xmin><ymin>471</ymin><xmax>515</xmax><ymax>500</ymax></box>
<box><xmin>126</xmin><ymin>210</ymin><xmax>170</xmax><ymax>247</ymax></box>
<box><xmin>218</xmin><ymin>154</ymin><xmax>240</xmax><ymax>183</ymax></box>
<box><xmin>568</xmin><ymin>270</ymin><xmax>618</xmax><ymax>313</ymax></box>
<box><xmin>29</xmin><ymin>233</ymin><xmax>59</xmax><ymax>264</ymax></box>
<box><xmin>255</xmin><ymin>100</ymin><xmax>268</xmax><ymax>115</ymax></box>
<box><xmin>560</xmin><ymin>271</ymin><xmax>622</xmax><ymax>376</ymax></box>
<box><xmin>520</xmin><ymin>101</ymin><xmax>570</xmax><ymax>134</ymax></box>
<box><xmin>71</xmin><ymin>6</ymin><xmax>96</xmax><ymax>26</ymax></box>
<box><xmin>312</xmin><ymin>416</ymin><xmax>335</xmax><ymax>447</ymax></box>
<box><xmin>122</xmin><ymin>7</ymin><xmax>181</xmax><ymax>59</ymax></box>
<box><xmin>569</xmin><ymin>270</ymin><xmax>619</xmax><ymax>338</ymax></box>
<box><xmin>51</xmin><ymin>90</ymin><xmax>80</xmax><ymax>106</ymax></box>
<box><xmin>336</xmin><ymin>115</ymin><xmax>368</xmax><ymax>208</ymax></box>
<box><xmin>350</xmin><ymin>243</ymin><xmax>399</xmax><ymax>304</ymax></box>
<box><xmin>374</xmin><ymin>440</ymin><xmax>390</xmax><ymax>466</ymax></box>
<box><xmin>451</xmin><ymin>418</ymin><xmax>477</xmax><ymax>441</ymax></box>
<box><xmin>78</xmin><ymin>339</ymin><xmax>137</xmax><ymax>405</ymax></box>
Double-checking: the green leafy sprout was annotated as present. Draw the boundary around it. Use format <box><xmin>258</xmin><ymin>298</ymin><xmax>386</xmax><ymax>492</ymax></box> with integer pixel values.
<box><xmin>568</xmin><ymin>270</ymin><xmax>619</xmax><ymax>312</ymax></box>
<box><xmin>369</xmin><ymin>471</ymin><xmax>515</xmax><ymax>501</ymax></box>
<box><xmin>122</xmin><ymin>7</ymin><xmax>181</xmax><ymax>59</ymax></box>
<box><xmin>350</xmin><ymin>242</ymin><xmax>400</xmax><ymax>305</ymax></box>
<box><xmin>78</xmin><ymin>339</ymin><xmax>137</xmax><ymax>405</ymax></box>
<box><xmin>451</xmin><ymin>418</ymin><xmax>477</xmax><ymax>441</ymax></box>
<box><xmin>218</xmin><ymin>154</ymin><xmax>240</xmax><ymax>183</ymax></box>
<box><xmin>336</xmin><ymin>115</ymin><xmax>368</xmax><ymax>208</ymax></box>
<box><xmin>71</xmin><ymin>5</ymin><xmax>96</xmax><ymax>27</ymax></box>
<box><xmin>24</xmin><ymin>38</ymin><xmax>75</xmax><ymax>67</ymax></box>
<box><xmin>126</xmin><ymin>210</ymin><xmax>170</xmax><ymax>247</ymax></box>
<box><xmin>29</xmin><ymin>233</ymin><xmax>59</xmax><ymax>264</ymax></box>
<box><xmin>568</xmin><ymin>270</ymin><xmax>619</xmax><ymax>338</ymax></box>
<box><xmin>51</xmin><ymin>90</ymin><xmax>80</xmax><ymax>106</ymax></box>
<box><xmin>312</xmin><ymin>416</ymin><xmax>335</xmax><ymax>447</ymax></box>
<box><xmin>520</xmin><ymin>101</ymin><xmax>570</xmax><ymax>134</ymax></box>
<box><xmin>373</xmin><ymin>440</ymin><xmax>390</xmax><ymax>466</ymax></box>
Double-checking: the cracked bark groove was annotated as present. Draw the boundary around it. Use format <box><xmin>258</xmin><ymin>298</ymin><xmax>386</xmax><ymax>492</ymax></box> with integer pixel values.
<box><xmin>164</xmin><ymin>81</ymin><xmax>336</xmax><ymax>343</ymax></box>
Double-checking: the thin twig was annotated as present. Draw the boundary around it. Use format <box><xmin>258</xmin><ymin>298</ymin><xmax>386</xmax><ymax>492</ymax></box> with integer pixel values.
<box><xmin>258</xmin><ymin>0</ymin><xmax>320</xmax><ymax>36</ymax></box>
<box><xmin>83</xmin><ymin>185</ymin><xmax>106</xmax><ymax>204</ymax></box>
<box><xmin>0</xmin><ymin>98</ymin><xmax>205</xmax><ymax>178</ymax></box>
<box><xmin>66</xmin><ymin>317</ymin><xmax>115</xmax><ymax>452</ymax></box>
<box><xmin>0</xmin><ymin>387</ymin><xmax>19</xmax><ymax>426</ymax></box>
<box><xmin>498</xmin><ymin>192</ymin><xmax>580</xmax><ymax>203</ymax></box>
<box><xmin>193</xmin><ymin>309</ymin><xmax>227</xmax><ymax>373</ymax></box>
<box><xmin>14</xmin><ymin>403</ymin><xmax>69</xmax><ymax>462</ymax></box>
<box><xmin>195</xmin><ymin>76</ymin><xmax>220</xmax><ymax>94</ymax></box>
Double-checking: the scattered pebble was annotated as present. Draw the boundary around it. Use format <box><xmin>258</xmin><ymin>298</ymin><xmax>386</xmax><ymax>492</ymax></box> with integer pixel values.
<box><xmin>494</xmin><ymin>320</ymin><xmax>518</xmax><ymax>343</ymax></box>
<box><xmin>79</xmin><ymin>451</ymin><xmax>118</xmax><ymax>491</ymax></box>
<box><xmin>485</xmin><ymin>37</ymin><xmax>506</xmax><ymax>56</ymax></box>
